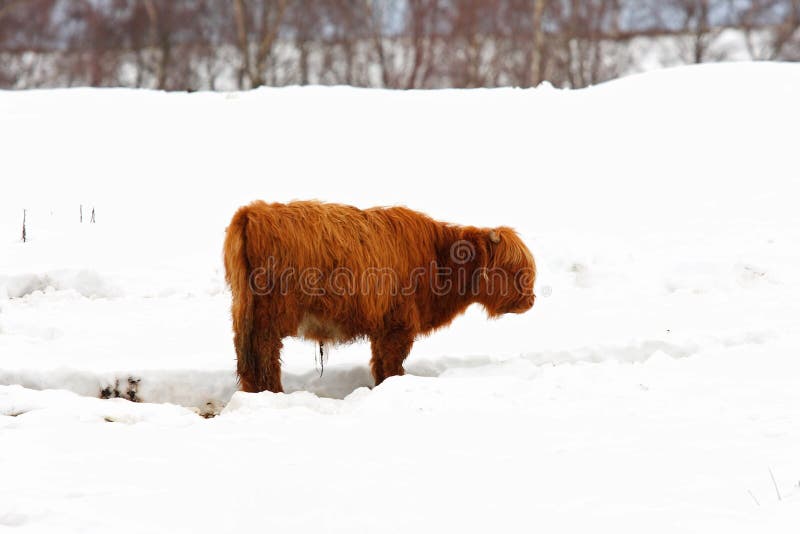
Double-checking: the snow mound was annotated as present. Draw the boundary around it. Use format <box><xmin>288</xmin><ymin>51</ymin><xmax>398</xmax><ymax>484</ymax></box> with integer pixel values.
<box><xmin>0</xmin><ymin>384</ymin><xmax>197</xmax><ymax>427</ymax></box>
<box><xmin>2</xmin><ymin>63</ymin><xmax>800</xmax><ymax>532</ymax></box>
<box><xmin>0</xmin><ymin>269</ymin><xmax>122</xmax><ymax>300</ymax></box>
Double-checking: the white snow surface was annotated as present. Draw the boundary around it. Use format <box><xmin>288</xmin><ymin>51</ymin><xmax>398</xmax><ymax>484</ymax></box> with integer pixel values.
<box><xmin>1</xmin><ymin>63</ymin><xmax>800</xmax><ymax>532</ymax></box>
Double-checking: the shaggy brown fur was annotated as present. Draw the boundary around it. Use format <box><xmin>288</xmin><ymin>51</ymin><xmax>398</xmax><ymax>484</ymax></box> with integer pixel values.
<box><xmin>224</xmin><ymin>200</ymin><xmax>536</xmax><ymax>393</ymax></box>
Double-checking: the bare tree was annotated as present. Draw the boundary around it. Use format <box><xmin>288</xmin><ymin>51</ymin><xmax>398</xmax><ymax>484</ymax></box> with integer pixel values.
<box><xmin>662</xmin><ymin>0</ymin><xmax>723</xmax><ymax>63</ymax></box>
<box><xmin>142</xmin><ymin>0</ymin><xmax>172</xmax><ymax>89</ymax></box>
<box><xmin>779</xmin><ymin>0</ymin><xmax>800</xmax><ymax>59</ymax></box>
<box><xmin>0</xmin><ymin>0</ymin><xmax>29</xmax><ymax>22</ymax></box>
<box><xmin>287</xmin><ymin>0</ymin><xmax>324</xmax><ymax>84</ymax></box>
<box><xmin>738</xmin><ymin>0</ymin><xmax>800</xmax><ymax>59</ymax></box>
<box><xmin>529</xmin><ymin>0</ymin><xmax>547</xmax><ymax>86</ymax></box>
<box><xmin>447</xmin><ymin>0</ymin><xmax>504</xmax><ymax>88</ymax></box>
<box><xmin>0</xmin><ymin>0</ymin><xmax>57</xmax><ymax>87</ymax></box>
<box><xmin>317</xmin><ymin>0</ymin><xmax>367</xmax><ymax>86</ymax></box>
<box><xmin>65</xmin><ymin>0</ymin><xmax>126</xmax><ymax>86</ymax></box>
<box><xmin>546</xmin><ymin>0</ymin><xmax>625</xmax><ymax>88</ymax></box>
<box><xmin>1</xmin><ymin>0</ymin><xmax>798</xmax><ymax>91</ymax></box>
<box><xmin>232</xmin><ymin>0</ymin><xmax>289</xmax><ymax>88</ymax></box>
<box><xmin>404</xmin><ymin>0</ymin><xmax>442</xmax><ymax>88</ymax></box>
<box><xmin>363</xmin><ymin>0</ymin><xmax>393</xmax><ymax>87</ymax></box>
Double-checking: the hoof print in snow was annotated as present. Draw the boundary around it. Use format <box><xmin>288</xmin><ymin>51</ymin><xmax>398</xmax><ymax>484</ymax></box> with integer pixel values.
<box><xmin>100</xmin><ymin>377</ymin><xmax>141</xmax><ymax>402</ymax></box>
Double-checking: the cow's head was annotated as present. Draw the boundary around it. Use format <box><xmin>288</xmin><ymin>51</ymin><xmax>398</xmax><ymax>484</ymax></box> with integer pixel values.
<box><xmin>475</xmin><ymin>227</ymin><xmax>536</xmax><ymax>317</ymax></box>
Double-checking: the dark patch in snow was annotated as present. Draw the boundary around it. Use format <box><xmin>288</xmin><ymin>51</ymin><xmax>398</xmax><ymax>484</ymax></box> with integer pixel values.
<box><xmin>100</xmin><ymin>377</ymin><xmax>141</xmax><ymax>402</ymax></box>
<box><xmin>196</xmin><ymin>402</ymin><xmax>219</xmax><ymax>418</ymax></box>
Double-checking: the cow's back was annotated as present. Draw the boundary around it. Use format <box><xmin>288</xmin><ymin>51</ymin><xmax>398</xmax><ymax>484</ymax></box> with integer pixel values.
<box><xmin>240</xmin><ymin>201</ymin><xmax>446</xmax><ymax>337</ymax></box>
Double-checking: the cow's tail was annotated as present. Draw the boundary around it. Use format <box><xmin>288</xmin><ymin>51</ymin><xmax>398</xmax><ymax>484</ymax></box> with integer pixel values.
<box><xmin>223</xmin><ymin>206</ymin><xmax>257</xmax><ymax>388</ymax></box>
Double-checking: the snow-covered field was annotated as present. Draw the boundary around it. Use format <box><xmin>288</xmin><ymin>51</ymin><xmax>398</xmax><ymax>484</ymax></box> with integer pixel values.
<box><xmin>2</xmin><ymin>63</ymin><xmax>800</xmax><ymax>532</ymax></box>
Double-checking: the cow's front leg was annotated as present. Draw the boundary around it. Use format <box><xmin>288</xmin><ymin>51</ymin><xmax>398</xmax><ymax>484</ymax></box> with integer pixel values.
<box><xmin>370</xmin><ymin>329</ymin><xmax>414</xmax><ymax>386</ymax></box>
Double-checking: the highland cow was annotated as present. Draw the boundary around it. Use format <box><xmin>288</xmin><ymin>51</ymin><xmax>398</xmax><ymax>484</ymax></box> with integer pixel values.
<box><xmin>224</xmin><ymin>200</ymin><xmax>536</xmax><ymax>393</ymax></box>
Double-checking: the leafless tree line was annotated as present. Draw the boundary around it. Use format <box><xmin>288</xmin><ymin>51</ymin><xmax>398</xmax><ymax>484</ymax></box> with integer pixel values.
<box><xmin>1</xmin><ymin>0</ymin><xmax>798</xmax><ymax>90</ymax></box>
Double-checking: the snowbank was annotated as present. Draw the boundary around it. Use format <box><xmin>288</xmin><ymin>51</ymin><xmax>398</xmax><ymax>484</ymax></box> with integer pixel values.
<box><xmin>0</xmin><ymin>269</ymin><xmax>122</xmax><ymax>299</ymax></box>
<box><xmin>1</xmin><ymin>63</ymin><xmax>800</xmax><ymax>532</ymax></box>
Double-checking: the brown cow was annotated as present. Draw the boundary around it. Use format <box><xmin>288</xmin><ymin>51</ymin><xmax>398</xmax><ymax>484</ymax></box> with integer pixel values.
<box><xmin>223</xmin><ymin>200</ymin><xmax>536</xmax><ymax>393</ymax></box>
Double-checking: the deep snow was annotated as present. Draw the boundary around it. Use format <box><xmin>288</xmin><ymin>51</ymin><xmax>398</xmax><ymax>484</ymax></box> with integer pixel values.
<box><xmin>1</xmin><ymin>63</ymin><xmax>800</xmax><ymax>532</ymax></box>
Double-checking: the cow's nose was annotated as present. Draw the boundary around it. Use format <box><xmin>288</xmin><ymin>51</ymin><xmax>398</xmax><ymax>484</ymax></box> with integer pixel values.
<box><xmin>521</xmin><ymin>293</ymin><xmax>536</xmax><ymax>310</ymax></box>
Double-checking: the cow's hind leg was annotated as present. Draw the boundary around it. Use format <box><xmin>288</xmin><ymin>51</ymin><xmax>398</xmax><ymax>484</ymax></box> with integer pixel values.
<box><xmin>252</xmin><ymin>332</ymin><xmax>284</xmax><ymax>393</ymax></box>
<box><xmin>237</xmin><ymin>332</ymin><xmax>283</xmax><ymax>393</ymax></box>
<box><xmin>239</xmin><ymin>298</ymin><xmax>286</xmax><ymax>393</ymax></box>
<box><xmin>235</xmin><ymin>323</ymin><xmax>255</xmax><ymax>392</ymax></box>
<box><xmin>237</xmin><ymin>360</ymin><xmax>259</xmax><ymax>393</ymax></box>
<box><xmin>370</xmin><ymin>329</ymin><xmax>414</xmax><ymax>387</ymax></box>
